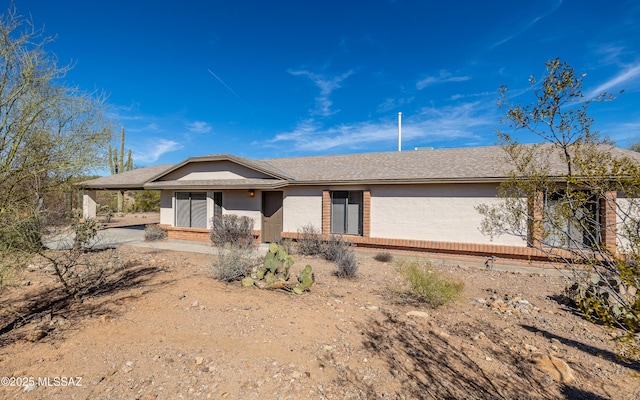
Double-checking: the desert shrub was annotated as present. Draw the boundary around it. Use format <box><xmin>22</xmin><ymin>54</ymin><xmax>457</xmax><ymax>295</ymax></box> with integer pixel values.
<box><xmin>131</xmin><ymin>190</ymin><xmax>161</xmax><ymax>212</ymax></box>
<box><xmin>210</xmin><ymin>215</ymin><xmax>255</xmax><ymax>249</ymax></box>
<box><xmin>396</xmin><ymin>260</ymin><xmax>464</xmax><ymax>307</ymax></box>
<box><xmin>276</xmin><ymin>238</ymin><xmax>294</xmax><ymax>255</ymax></box>
<box><xmin>335</xmin><ymin>249</ymin><xmax>358</xmax><ymax>278</ymax></box>
<box><xmin>144</xmin><ymin>224</ymin><xmax>167</xmax><ymax>241</ymax></box>
<box><xmin>1</xmin><ymin>214</ymin><xmax>45</xmax><ymax>253</ymax></box>
<box><xmin>374</xmin><ymin>251</ymin><xmax>393</xmax><ymax>262</ymax></box>
<box><xmin>296</xmin><ymin>223</ymin><xmax>323</xmax><ymax>256</ymax></box>
<box><xmin>73</xmin><ymin>218</ymin><xmax>101</xmax><ymax>250</ymax></box>
<box><xmin>98</xmin><ymin>205</ymin><xmax>114</xmax><ymax>223</ymax></box>
<box><xmin>212</xmin><ymin>244</ymin><xmax>257</xmax><ymax>282</ymax></box>
<box><xmin>564</xmin><ymin>270</ymin><xmax>640</xmax><ymax>354</ymax></box>
<box><xmin>322</xmin><ymin>235</ymin><xmax>348</xmax><ymax>262</ymax></box>
<box><xmin>335</xmin><ymin>246</ymin><xmax>358</xmax><ymax>278</ymax></box>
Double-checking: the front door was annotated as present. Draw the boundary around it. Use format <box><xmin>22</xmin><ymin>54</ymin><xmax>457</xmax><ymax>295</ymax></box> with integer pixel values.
<box><xmin>261</xmin><ymin>191</ymin><xmax>283</xmax><ymax>243</ymax></box>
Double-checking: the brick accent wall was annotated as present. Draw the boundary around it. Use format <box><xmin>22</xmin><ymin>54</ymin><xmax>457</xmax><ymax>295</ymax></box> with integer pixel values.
<box><xmin>528</xmin><ymin>192</ymin><xmax>544</xmax><ymax>247</ymax></box>
<box><xmin>600</xmin><ymin>191</ymin><xmax>617</xmax><ymax>254</ymax></box>
<box><xmin>322</xmin><ymin>191</ymin><xmax>330</xmax><ymax>235</ymax></box>
<box><xmin>363</xmin><ymin>190</ymin><xmax>371</xmax><ymax>237</ymax></box>
<box><xmin>322</xmin><ymin>190</ymin><xmax>370</xmax><ymax>237</ymax></box>
<box><xmin>281</xmin><ymin>231</ymin><xmax>562</xmax><ymax>261</ymax></box>
<box><xmin>160</xmin><ymin>225</ymin><xmax>261</xmax><ymax>243</ymax></box>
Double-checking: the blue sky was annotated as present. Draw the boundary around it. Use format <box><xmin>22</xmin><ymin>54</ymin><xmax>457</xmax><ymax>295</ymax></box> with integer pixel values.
<box><xmin>17</xmin><ymin>0</ymin><xmax>640</xmax><ymax>167</ymax></box>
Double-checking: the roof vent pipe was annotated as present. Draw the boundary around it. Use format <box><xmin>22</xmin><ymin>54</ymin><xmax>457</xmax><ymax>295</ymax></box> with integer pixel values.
<box><xmin>398</xmin><ymin>112</ymin><xmax>402</xmax><ymax>152</ymax></box>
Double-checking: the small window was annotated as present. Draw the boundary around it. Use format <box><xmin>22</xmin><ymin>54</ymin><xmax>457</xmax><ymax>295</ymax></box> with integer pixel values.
<box><xmin>175</xmin><ymin>192</ymin><xmax>207</xmax><ymax>228</ymax></box>
<box><xmin>213</xmin><ymin>192</ymin><xmax>223</xmax><ymax>220</ymax></box>
<box><xmin>331</xmin><ymin>191</ymin><xmax>363</xmax><ymax>235</ymax></box>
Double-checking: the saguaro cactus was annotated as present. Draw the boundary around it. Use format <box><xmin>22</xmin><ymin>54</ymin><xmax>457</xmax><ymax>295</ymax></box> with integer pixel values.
<box><xmin>108</xmin><ymin>127</ymin><xmax>133</xmax><ymax>212</ymax></box>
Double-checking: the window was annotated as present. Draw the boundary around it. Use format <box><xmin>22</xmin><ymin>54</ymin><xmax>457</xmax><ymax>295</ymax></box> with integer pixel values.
<box><xmin>331</xmin><ymin>191</ymin><xmax>363</xmax><ymax>235</ymax></box>
<box><xmin>212</xmin><ymin>192</ymin><xmax>222</xmax><ymax>220</ymax></box>
<box><xmin>543</xmin><ymin>191</ymin><xmax>600</xmax><ymax>249</ymax></box>
<box><xmin>175</xmin><ymin>192</ymin><xmax>207</xmax><ymax>228</ymax></box>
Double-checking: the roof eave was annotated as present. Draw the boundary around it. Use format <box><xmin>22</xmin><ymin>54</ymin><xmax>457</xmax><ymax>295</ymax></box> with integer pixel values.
<box><xmin>287</xmin><ymin>177</ymin><xmax>510</xmax><ymax>186</ymax></box>
<box><xmin>143</xmin><ymin>181</ymin><xmax>290</xmax><ymax>190</ymax></box>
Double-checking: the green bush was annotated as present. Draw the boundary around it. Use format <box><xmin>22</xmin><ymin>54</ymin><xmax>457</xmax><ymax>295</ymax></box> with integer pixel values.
<box><xmin>131</xmin><ymin>190</ymin><xmax>161</xmax><ymax>212</ymax></box>
<box><xmin>396</xmin><ymin>260</ymin><xmax>464</xmax><ymax>307</ymax></box>
<box><xmin>144</xmin><ymin>224</ymin><xmax>167</xmax><ymax>241</ymax></box>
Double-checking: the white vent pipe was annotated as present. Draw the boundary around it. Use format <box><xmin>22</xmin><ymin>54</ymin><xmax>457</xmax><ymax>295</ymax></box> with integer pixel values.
<box><xmin>398</xmin><ymin>112</ymin><xmax>402</xmax><ymax>152</ymax></box>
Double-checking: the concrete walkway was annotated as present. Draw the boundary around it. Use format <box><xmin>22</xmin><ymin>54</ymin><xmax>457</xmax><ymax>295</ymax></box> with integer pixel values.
<box><xmin>45</xmin><ymin>226</ymin><xmax>268</xmax><ymax>255</ymax></box>
<box><xmin>46</xmin><ymin>226</ymin><xmax>568</xmax><ymax>277</ymax></box>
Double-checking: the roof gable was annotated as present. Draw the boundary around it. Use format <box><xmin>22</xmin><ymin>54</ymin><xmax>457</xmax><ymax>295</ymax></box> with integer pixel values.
<box><xmin>151</xmin><ymin>154</ymin><xmax>293</xmax><ymax>182</ymax></box>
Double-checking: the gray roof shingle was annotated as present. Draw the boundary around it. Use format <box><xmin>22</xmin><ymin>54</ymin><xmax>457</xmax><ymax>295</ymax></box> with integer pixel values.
<box><xmin>78</xmin><ymin>145</ymin><xmax>640</xmax><ymax>189</ymax></box>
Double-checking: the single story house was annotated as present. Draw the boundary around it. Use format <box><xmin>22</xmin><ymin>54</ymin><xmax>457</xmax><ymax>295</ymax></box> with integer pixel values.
<box><xmin>79</xmin><ymin>145</ymin><xmax>640</xmax><ymax>261</ymax></box>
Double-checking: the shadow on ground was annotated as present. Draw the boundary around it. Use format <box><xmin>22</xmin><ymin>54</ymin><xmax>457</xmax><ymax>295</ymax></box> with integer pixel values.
<box><xmin>521</xmin><ymin>324</ymin><xmax>640</xmax><ymax>372</ymax></box>
<box><xmin>0</xmin><ymin>257</ymin><xmax>170</xmax><ymax>347</ymax></box>
<box><xmin>349</xmin><ymin>310</ymin><xmax>609</xmax><ymax>399</ymax></box>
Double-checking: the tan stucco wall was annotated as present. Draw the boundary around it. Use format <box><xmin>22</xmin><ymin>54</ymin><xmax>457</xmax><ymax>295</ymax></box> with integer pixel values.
<box><xmin>160</xmin><ymin>190</ymin><xmax>262</xmax><ymax>230</ymax></box>
<box><xmin>222</xmin><ymin>190</ymin><xmax>262</xmax><ymax>230</ymax></box>
<box><xmin>369</xmin><ymin>184</ymin><xmax>525</xmax><ymax>246</ymax></box>
<box><xmin>159</xmin><ymin>190</ymin><xmax>174</xmax><ymax>225</ymax></box>
<box><xmin>279</xmin><ymin>184</ymin><xmax>525</xmax><ymax>247</ymax></box>
<box><xmin>159</xmin><ymin>184</ymin><xmax>525</xmax><ymax>247</ymax></box>
<box><xmin>82</xmin><ymin>190</ymin><xmax>97</xmax><ymax>219</ymax></box>
<box><xmin>282</xmin><ymin>186</ymin><xmax>323</xmax><ymax>232</ymax></box>
<box><xmin>159</xmin><ymin>161</ymin><xmax>273</xmax><ymax>181</ymax></box>
<box><xmin>614</xmin><ymin>195</ymin><xmax>640</xmax><ymax>252</ymax></box>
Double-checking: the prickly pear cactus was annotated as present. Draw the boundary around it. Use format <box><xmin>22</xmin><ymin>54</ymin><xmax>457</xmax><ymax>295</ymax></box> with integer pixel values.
<box><xmin>243</xmin><ymin>244</ymin><xmax>313</xmax><ymax>295</ymax></box>
<box><xmin>293</xmin><ymin>265</ymin><xmax>314</xmax><ymax>294</ymax></box>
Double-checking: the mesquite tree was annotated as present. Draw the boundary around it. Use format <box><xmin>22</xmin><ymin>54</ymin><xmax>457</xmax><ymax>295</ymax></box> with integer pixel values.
<box><xmin>0</xmin><ymin>6</ymin><xmax>111</xmax><ymax>280</ymax></box>
<box><xmin>477</xmin><ymin>58</ymin><xmax>640</xmax><ymax>356</ymax></box>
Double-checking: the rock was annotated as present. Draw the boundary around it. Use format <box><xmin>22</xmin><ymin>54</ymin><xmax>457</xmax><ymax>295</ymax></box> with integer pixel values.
<box><xmin>23</xmin><ymin>384</ymin><xmax>37</xmax><ymax>393</ymax></box>
<box><xmin>192</xmin><ymin>301</ymin><xmax>199</xmax><ymax>307</ymax></box>
<box><xmin>530</xmin><ymin>353</ymin><xmax>576</xmax><ymax>384</ymax></box>
<box><xmin>406</xmin><ymin>311</ymin><xmax>429</xmax><ymax>319</ymax></box>
<box><xmin>195</xmin><ymin>356</ymin><xmax>204</xmax><ymax>365</ymax></box>
<box><xmin>25</xmin><ymin>329</ymin><xmax>47</xmax><ymax>342</ymax></box>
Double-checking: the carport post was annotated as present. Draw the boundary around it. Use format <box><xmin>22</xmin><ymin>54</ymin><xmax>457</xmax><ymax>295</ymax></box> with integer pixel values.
<box><xmin>83</xmin><ymin>190</ymin><xmax>97</xmax><ymax>219</ymax></box>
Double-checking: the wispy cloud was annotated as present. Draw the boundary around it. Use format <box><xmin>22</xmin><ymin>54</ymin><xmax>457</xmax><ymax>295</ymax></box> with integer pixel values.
<box><xmin>587</xmin><ymin>63</ymin><xmax>640</xmax><ymax>98</ymax></box>
<box><xmin>492</xmin><ymin>0</ymin><xmax>564</xmax><ymax>48</ymax></box>
<box><xmin>377</xmin><ymin>96</ymin><xmax>415</xmax><ymax>113</ymax></box>
<box><xmin>267</xmin><ymin>101</ymin><xmax>495</xmax><ymax>153</ymax></box>
<box><xmin>450</xmin><ymin>91</ymin><xmax>494</xmax><ymax>101</ymax></box>
<box><xmin>288</xmin><ymin>69</ymin><xmax>354</xmax><ymax>116</ymax></box>
<box><xmin>416</xmin><ymin>70</ymin><xmax>470</xmax><ymax>90</ymax></box>
<box><xmin>186</xmin><ymin>121</ymin><xmax>212</xmax><ymax>134</ymax></box>
<box><xmin>133</xmin><ymin>139</ymin><xmax>182</xmax><ymax>163</ymax></box>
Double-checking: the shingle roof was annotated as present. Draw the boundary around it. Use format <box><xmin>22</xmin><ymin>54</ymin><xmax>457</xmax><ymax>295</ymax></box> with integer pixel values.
<box><xmin>78</xmin><ymin>145</ymin><xmax>640</xmax><ymax>190</ymax></box>
<box><xmin>263</xmin><ymin>146</ymin><xmax>511</xmax><ymax>183</ymax></box>
<box><xmin>78</xmin><ymin>164</ymin><xmax>175</xmax><ymax>189</ymax></box>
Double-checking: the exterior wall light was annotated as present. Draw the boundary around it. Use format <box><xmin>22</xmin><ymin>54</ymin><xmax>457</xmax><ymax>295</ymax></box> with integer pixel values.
<box><xmin>248</xmin><ymin>189</ymin><xmax>255</xmax><ymax>197</ymax></box>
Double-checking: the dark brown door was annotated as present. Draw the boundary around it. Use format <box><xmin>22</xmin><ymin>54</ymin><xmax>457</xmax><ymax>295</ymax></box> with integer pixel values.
<box><xmin>262</xmin><ymin>191</ymin><xmax>283</xmax><ymax>243</ymax></box>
